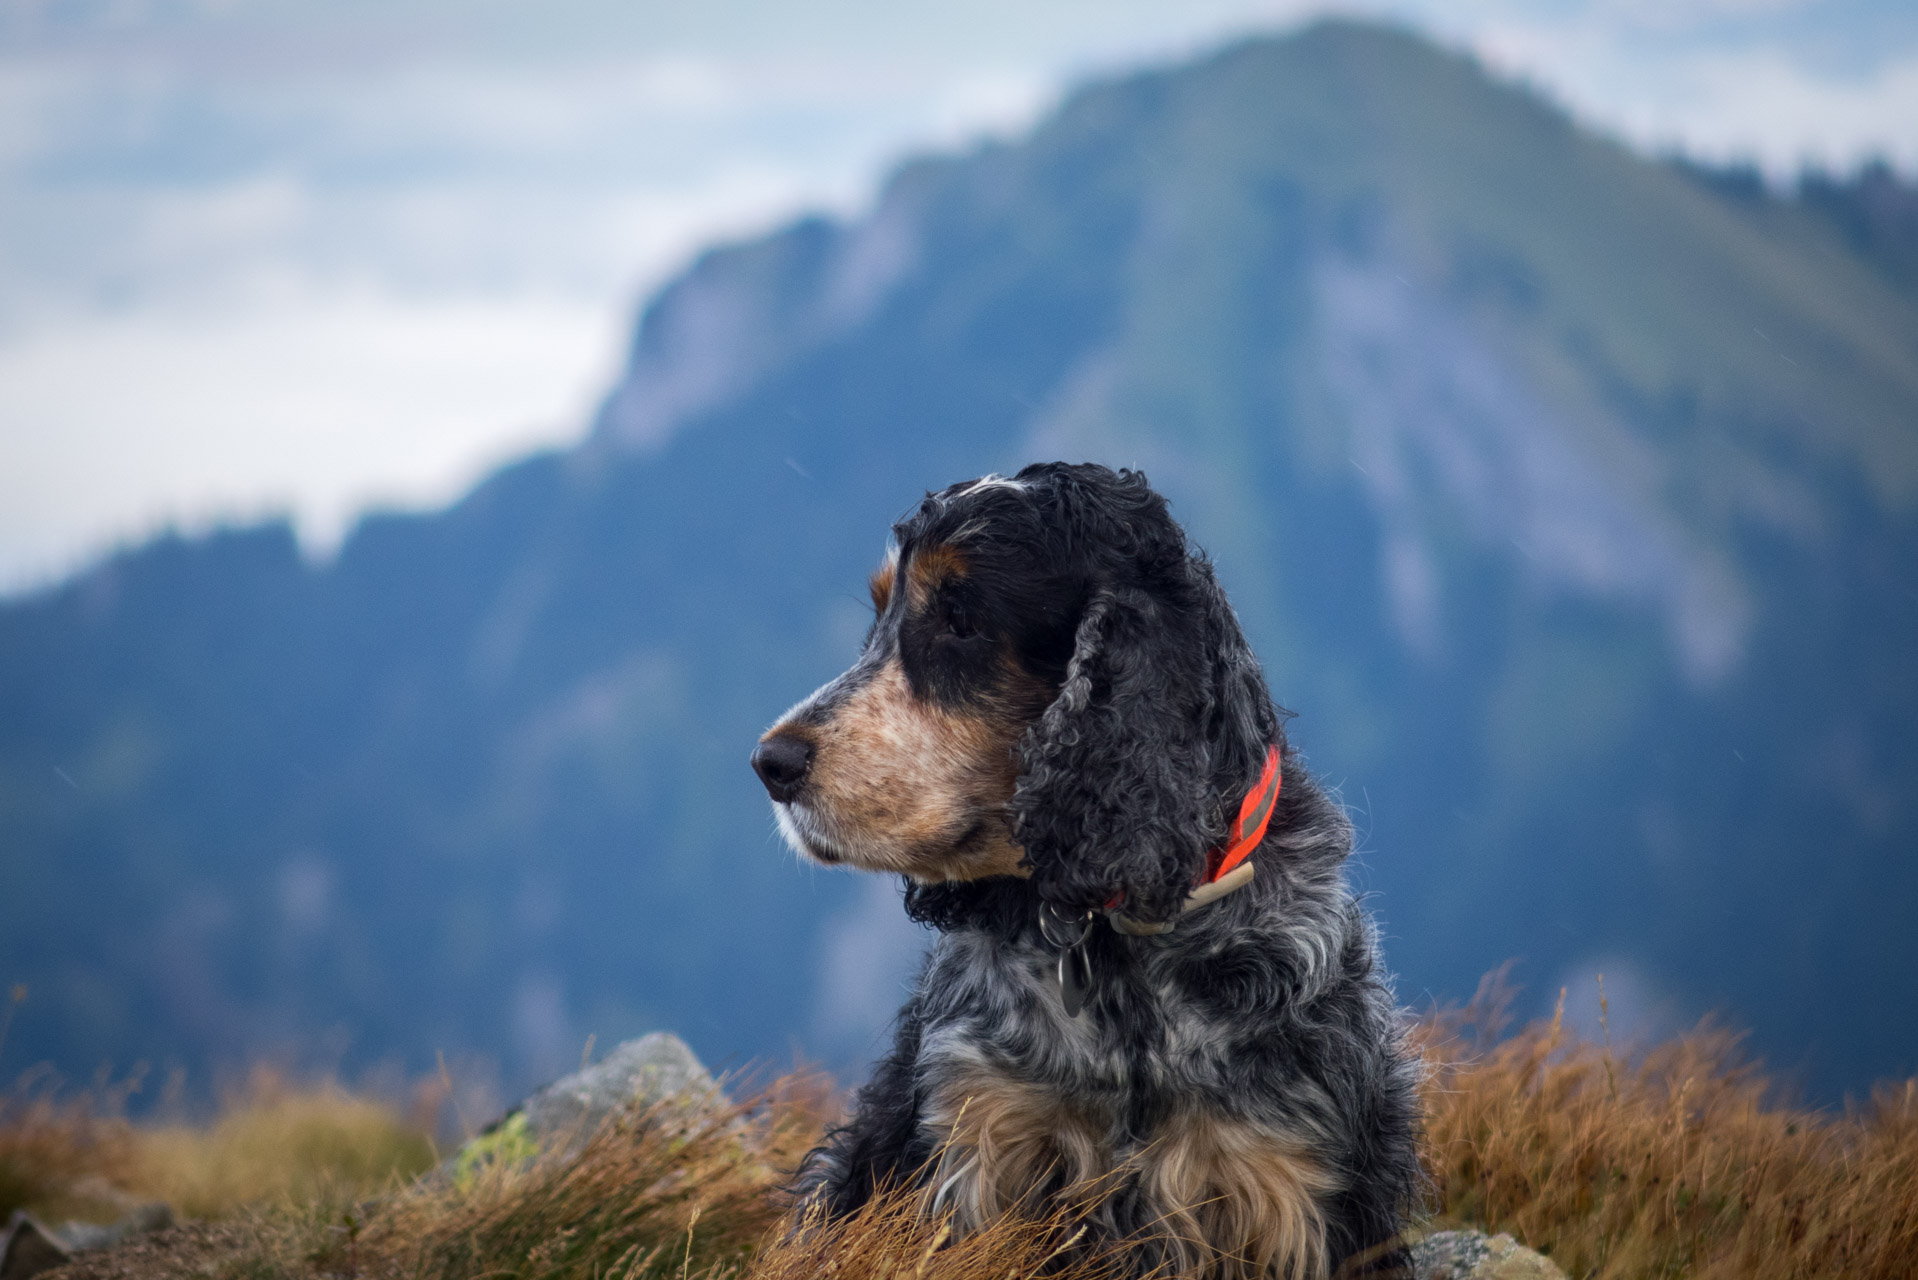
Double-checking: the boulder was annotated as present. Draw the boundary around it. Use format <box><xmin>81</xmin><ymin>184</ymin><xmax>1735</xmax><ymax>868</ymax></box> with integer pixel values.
<box><xmin>1412</xmin><ymin>1229</ymin><xmax>1567</xmax><ymax>1280</ymax></box>
<box><xmin>0</xmin><ymin>1203</ymin><xmax>176</xmax><ymax>1280</ymax></box>
<box><xmin>454</xmin><ymin>1032</ymin><xmax>725</xmax><ymax>1180</ymax></box>
<box><xmin>47</xmin><ymin>1203</ymin><xmax>174</xmax><ymax>1255</ymax></box>
<box><xmin>520</xmin><ymin>1032</ymin><xmax>720</xmax><ymax>1147</ymax></box>
<box><xmin>0</xmin><ymin>1215</ymin><xmax>68</xmax><ymax>1280</ymax></box>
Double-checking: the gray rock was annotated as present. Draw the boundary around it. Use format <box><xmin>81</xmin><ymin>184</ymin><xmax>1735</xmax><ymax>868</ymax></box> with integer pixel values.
<box><xmin>0</xmin><ymin>1214</ymin><xmax>69</xmax><ymax>1280</ymax></box>
<box><xmin>0</xmin><ymin>1202</ymin><xmax>178</xmax><ymax>1280</ymax></box>
<box><xmin>1412</xmin><ymin>1229</ymin><xmax>1567</xmax><ymax>1280</ymax></box>
<box><xmin>520</xmin><ymin>1032</ymin><xmax>721</xmax><ymax>1149</ymax></box>
<box><xmin>49</xmin><ymin>1203</ymin><xmax>174</xmax><ymax>1254</ymax></box>
<box><xmin>452</xmin><ymin>1032</ymin><xmax>726</xmax><ymax>1179</ymax></box>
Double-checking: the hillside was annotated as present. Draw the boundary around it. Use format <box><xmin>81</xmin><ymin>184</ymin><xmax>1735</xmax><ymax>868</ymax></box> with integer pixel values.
<box><xmin>2</xmin><ymin>19</ymin><xmax>1915</xmax><ymax>1100</ymax></box>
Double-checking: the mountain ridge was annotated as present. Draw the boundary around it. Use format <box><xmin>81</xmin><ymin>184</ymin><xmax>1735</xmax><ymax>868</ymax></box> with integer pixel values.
<box><xmin>3</xmin><ymin>18</ymin><xmax>1914</xmax><ymax>1101</ymax></box>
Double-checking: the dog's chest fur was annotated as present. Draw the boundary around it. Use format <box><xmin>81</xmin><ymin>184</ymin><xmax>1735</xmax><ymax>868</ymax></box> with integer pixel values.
<box><xmin>909</xmin><ymin>917</ymin><xmax>1341</xmax><ymax>1278</ymax></box>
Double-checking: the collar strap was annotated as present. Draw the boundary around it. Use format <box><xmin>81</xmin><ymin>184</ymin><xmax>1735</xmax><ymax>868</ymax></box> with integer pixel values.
<box><xmin>1106</xmin><ymin>744</ymin><xmax>1282</xmax><ymax>937</ymax></box>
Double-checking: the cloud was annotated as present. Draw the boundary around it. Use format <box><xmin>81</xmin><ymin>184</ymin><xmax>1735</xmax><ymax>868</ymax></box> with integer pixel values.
<box><xmin>2</xmin><ymin>0</ymin><xmax>1915</xmax><ymax>591</ymax></box>
<box><xmin>1642</xmin><ymin>45</ymin><xmax>1918</xmax><ymax>172</ymax></box>
<box><xmin>1470</xmin><ymin>11</ymin><xmax>1918</xmax><ymax>173</ymax></box>
<box><xmin>0</xmin><ymin>284</ymin><xmax>619</xmax><ymax>590</ymax></box>
<box><xmin>0</xmin><ymin>32</ymin><xmax>1063</xmax><ymax>588</ymax></box>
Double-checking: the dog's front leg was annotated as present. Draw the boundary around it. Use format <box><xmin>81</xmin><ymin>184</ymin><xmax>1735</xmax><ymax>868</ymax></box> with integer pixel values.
<box><xmin>792</xmin><ymin>1000</ymin><xmax>933</xmax><ymax>1221</ymax></box>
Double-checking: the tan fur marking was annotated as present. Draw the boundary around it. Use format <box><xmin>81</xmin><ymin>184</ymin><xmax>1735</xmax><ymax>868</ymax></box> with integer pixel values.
<box><xmin>925</xmin><ymin>1070</ymin><xmax>1337</xmax><ymax>1279</ymax></box>
<box><xmin>922</xmin><ymin>1069</ymin><xmax>1109</xmax><ymax>1232</ymax></box>
<box><xmin>796</xmin><ymin>658</ymin><xmax>1025</xmax><ymax>880</ymax></box>
<box><xmin>906</xmin><ymin>543</ymin><xmax>968</xmax><ymax>605</ymax></box>
<box><xmin>1142</xmin><ymin>1109</ymin><xmax>1337</xmax><ymax>1279</ymax></box>
<box><xmin>868</xmin><ymin>559</ymin><xmax>895</xmax><ymax>613</ymax></box>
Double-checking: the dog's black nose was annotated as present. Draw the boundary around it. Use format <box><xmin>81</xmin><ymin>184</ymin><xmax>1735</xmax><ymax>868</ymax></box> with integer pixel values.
<box><xmin>752</xmin><ymin>734</ymin><xmax>813</xmax><ymax>803</ymax></box>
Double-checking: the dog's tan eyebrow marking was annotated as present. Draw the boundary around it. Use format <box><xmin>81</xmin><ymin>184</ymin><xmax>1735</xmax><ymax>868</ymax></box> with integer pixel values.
<box><xmin>907</xmin><ymin>543</ymin><xmax>968</xmax><ymax>605</ymax></box>
<box><xmin>869</xmin><ymin>557</ymin><xmax>896</xmax><ymax>613</ymax></box>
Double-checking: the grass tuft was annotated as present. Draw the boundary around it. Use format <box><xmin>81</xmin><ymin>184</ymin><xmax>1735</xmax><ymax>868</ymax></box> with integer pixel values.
<box><xmin>0</xmin><ymin>1067</ymin><xmax>436</xmax><ymax>1225</ymax></box>
<box><xmin>0</xmin><ymin>1074</ymin><xmax>137</xmax><ymax>1222</ymax></box>
<box><xmin>1416</xmin><ymin>984</ymin><xmax>1918</xmax><ymax>1279</ymax></box>
<box><xmin>124</xmin><ymin>1067</ymin><xmax>440</xmax><ymax>1220</ymax></box>
<box><xmin>744</xmin><ymin>1186</ymin><xmax>1122</xmax><ymax>1280</ymax></box>
<box><xmin>365</xmin><ymin>1072</ymin><xmax>830</xmax><ymax>1280</ymax></box>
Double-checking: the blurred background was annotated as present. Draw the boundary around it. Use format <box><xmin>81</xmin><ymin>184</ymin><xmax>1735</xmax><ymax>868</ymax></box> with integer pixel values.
<box><xmin>1</xmin><ymin>0</ymin><xmax>1914</xmax><ymax>1114</ymax></box>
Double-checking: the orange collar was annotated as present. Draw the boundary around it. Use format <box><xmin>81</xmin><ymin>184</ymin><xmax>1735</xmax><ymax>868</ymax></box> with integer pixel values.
<box><xmin>1106</xmin><ymin>744</ymin><xmax>1281</xmax><ymax>936</ymax></box>
<box><xmin>1204</xmin><ymin>742</ymin><xmax>1282</xmax><ymax>883</ymax></box>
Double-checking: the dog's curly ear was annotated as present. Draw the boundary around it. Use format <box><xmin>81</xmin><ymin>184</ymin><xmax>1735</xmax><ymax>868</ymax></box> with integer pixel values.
<box><xmin>1012</xmin><ymin>570</ymin><xmax>1250</xmax><ymax>923</ymax></box>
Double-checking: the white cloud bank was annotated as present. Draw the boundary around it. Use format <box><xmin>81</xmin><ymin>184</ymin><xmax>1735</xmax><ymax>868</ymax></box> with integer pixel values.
<box><xmin>1472</xmin><ymin>12</ymin><xmax>1918</xmax><ymax>175</ymax></box>
<box><xmin>0</xmin><ymin>0</ymin><xmax>1912</xmax><ymax>592</ymax></box>
<box><xmin>0</xmin><ymin>287</ymin><xmax>615</xmax><ymax>582</ymax></box>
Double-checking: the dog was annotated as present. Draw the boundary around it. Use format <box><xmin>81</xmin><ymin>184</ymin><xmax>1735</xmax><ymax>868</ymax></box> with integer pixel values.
<box><xmin>751</xmin><ymin>463</ymin><xmax>1421</xmax><ymax>1277</ymax></box>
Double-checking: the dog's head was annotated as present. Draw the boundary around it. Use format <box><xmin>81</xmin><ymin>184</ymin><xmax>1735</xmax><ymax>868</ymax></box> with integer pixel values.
<box><xmin>752</xmin><ymin>462</ymin><xmax>1282</xmax><ymax>924</ymax></box>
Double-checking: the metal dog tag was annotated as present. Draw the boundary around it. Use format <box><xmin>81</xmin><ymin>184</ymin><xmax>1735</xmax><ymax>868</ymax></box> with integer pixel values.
<box><xmin>1039</xmin><ymin>903</ymin><xmax>1095</xmax><ymax>1019</ymax></box>
<box><xmin>1058</xmin><ymin>942</ymin><xmax>1093</xmax><ymax>1018</ymax></box>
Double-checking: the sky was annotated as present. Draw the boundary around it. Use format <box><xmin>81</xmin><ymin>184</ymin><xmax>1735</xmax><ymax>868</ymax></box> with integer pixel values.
<box><xmin>2</xmin><ymin>0</ymin><xmax>1915</xmax><ymax>593</ymax></box>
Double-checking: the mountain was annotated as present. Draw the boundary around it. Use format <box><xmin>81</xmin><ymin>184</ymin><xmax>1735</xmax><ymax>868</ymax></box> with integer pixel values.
<box><xmin>3</xmin><ymin>20</ymin><xmax>1915</xmax><ymax>1102</ymax></box>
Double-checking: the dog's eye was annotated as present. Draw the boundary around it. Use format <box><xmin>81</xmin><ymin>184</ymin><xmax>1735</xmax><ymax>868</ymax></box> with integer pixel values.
<box><xmin>943</xmin><ymin>598</ymin><xmax>976</xmax><ymax>640</ymax></box>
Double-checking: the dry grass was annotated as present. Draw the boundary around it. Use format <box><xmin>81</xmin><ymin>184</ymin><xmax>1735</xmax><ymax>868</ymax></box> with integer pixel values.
<box><xmin>123</xmin><ymin>1068</ymin><xmax>439</xmax><ymax>1220</ymax></box>
<box><xmin>1417</xmin><ymin>979</ymin><xmax>1918</xmax><ymax>1279</ymax></box>
<box><xmin>16</xmin><ymin>991</ymin><xmax>1918</xmax><ymax>1280</ymax></box>
<box><xmin>363</xmin><ymin>1072</ymin><xmax>832</xmax><ymax>1280</ymax></box>
<box><xmin>46</xmin><ymin>1073</ymin><xmax>1121</xmax><ymax>1280</ymax></box>
<box><xmin>363</xmin><ymin>1070</ymin><xmax>1122</xmax><ymax>1280</ymax></box>
<box><xmin>744</xmin><ymin>1186</ymin><xmax>1123</xmax><ymax>1280</ymax></box>
<box><xmin>0</xmin><ymin>1073</ymin><xmax>138</xmax><ymax>1222</ymax></box>
<box><xmin>0</xmin><ymin>1067</ymin><xmax>437</xmax><ymax>1224</ymax></box>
